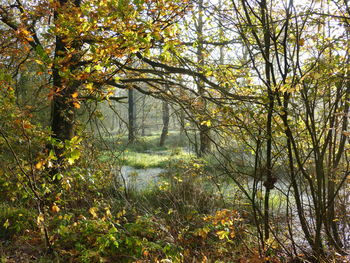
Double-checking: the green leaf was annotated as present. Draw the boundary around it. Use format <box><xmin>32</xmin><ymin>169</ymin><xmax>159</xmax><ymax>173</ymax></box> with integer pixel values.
<box><xmin>67</xmin><ymin>149</ymin><xmax>80</xmax><ymax>165</ymax></box>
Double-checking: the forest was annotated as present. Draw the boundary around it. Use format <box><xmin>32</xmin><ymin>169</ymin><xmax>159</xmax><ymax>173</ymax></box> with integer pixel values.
<box><xmin>0</xmin><ymin>0</ymin><xmax>349</xmax><ymax>262</ymax></box>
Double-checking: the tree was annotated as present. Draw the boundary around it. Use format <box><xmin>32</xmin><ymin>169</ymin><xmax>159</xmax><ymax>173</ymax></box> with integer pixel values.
<box><xmin>196</xmin><ymin>0</ymin><xmax>211</xmax><ymax>156</ymax></box>
<box><xmin>159</xmin><ymin>100</ymin><xmax>170</xmax><ymax>146</ymax></box>
<box><xmin>0</xmin><ymin>0</ymin><xmax>191</xmax><ymax>168</ymax></box>
<box><xmin>128</xmin><ymin>88</ymin><xmax>136</xmax><ymax>143</ymax></box>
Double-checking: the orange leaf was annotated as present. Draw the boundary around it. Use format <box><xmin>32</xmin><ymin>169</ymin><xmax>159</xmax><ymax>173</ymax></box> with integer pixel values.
<box><xmin>51</xmin><ymin>205</ymin><xmax>60</xmax><ymax>213</ymax></box>
<box><xmin>73</xmin><ymin>101</ymin><xmax>81</xmax><ymax>108</ymax></box>
<box><xmin>23</xmin><ymin>122</ymin><xmax>33</xmax><ymax>129</ymax></box>
<box><xmin>342</xmin><ymin>131</ymin><xmax>350</xmax><ymax>136</ymax></box>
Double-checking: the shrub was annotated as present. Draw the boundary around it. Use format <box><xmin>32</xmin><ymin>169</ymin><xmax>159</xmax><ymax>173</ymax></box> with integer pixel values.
<box><xmin>0</xmin><ymin>204</ymin><xmax>36</xmax><ymax>240</ymax></box>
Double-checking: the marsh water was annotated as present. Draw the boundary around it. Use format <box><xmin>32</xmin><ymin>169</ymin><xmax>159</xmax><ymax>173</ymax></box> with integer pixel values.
<box><xmin>119</xmin><ymin>165</ymin><xmax>165</xmax><ymax>190</ymax></box>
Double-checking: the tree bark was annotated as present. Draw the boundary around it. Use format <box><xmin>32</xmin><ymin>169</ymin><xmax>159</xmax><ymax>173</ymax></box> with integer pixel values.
<box><xmin>51</xmin><ymin>0</ymin><xmax>81</xmax><ymax>165</ymax></box>
<box><xmin>128</xmin><ymin>88</ymin><xmax>136</xmax><ymax>143</ymax></box>
<box><xmin>196</xmin><ymin>0</ymin><xmax>210</xmax><ymax>157</ymax></box>
<box><xmin>141</xmin><ymin>95</ymin><xmax>146</xmax><ymax>136</ymax></box>
<box><xmin>159</xmin><ymin>101</ymin><xmax>170</xmax><ymax>147</ymax></box>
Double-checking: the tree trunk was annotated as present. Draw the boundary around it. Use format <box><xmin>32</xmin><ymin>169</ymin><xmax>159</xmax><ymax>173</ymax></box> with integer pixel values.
<box><xmin>179</xmin><ymin>108</ymin><xmax>185</xmax><ymax>136</ymax></box>
<box><xmin>141</xmin><ymin>95</ymin><xmax>146</xmax><ymax>136</ymax></box>
<box><xmin>128</xmin><ymin>88</ymin><xmax>136</xmax><ymax>143</ymax></box>
<box><xmin>259</xmin><ymin>0</ymin><xmax>274</xmax><ymax>242</ymax></box>
<box><xmin>51</xmin><ymin>0</ymin><xmax>81</xmax><ymax>164</ymax></box>
<box><xmin>159</xmin><ymin>101</ymin><xmax>170</xmax><ymax>147</ymax></box>
<box><xmin>196</xmin><ymin>0</ymin><xmax>210</xmax><ymax>157</ymax></box>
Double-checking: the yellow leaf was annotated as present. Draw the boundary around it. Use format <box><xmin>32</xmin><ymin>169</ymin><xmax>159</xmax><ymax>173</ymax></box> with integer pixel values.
<box><xmin>35</xmin><ymin>59</ymin><xmax>44</xmax><ymax>65</ymax></box>
<box><xmin>89</xmin><ymin>207</ymin><xmax>98</xmax><ymax>218</ymax></box>
<box><xmin>51</xmin><ymin>205</ymin><xmax>60</xmax><ymax>213</ymax></box>
<box><xmin>168</xmin><ymin>208</ymin><xmax>174</xmax><ymax>215</ymax></box>
<box><xmin>71</xmin><ymin>92</ymin><xmax>79</xmax><ymax>98</ymax></box>
<box><xmin>35</xmin><ymin>161</ymin><xmax>43</xmax><ymax>170</ymax></box>
<box><xmin>116</xmin><ymin>209</ymin><xmax>126</xmax><ymax>218</ymax></box>
<box><xmin>200</xmin><ymin>120</ymin><xmax>211</xmax><ymax>127</ymax></box>
<box><xmin>94</xmin><ymin>65</ymin><xmax>103</xmax><ymax>71</ymax></box>
<box><xmin>3</xmin><ymin>219</ymin><xmax>10</xmax><ymax>229</ymax></box>
<box><xmin>85</xmin><ymin>83</ymin><xmax>93</xmax><ymax>91</ymax></box>
<box><xmin>37</xmin><ymin>213</ymin><xmax>45</xmax><ymax>225</ymax></box>
<box><xmin>105</xmin><ymin>207</ymin><xmax>112</xmax><ymax>217</ymax></box>
<box><xmin>216</xmin><ymin>230</ymin><xmax>228</xmax><ymax>240</ymax></box>
<box><xmin>21</xmin><ymin>28</ymin><xmax>31</xmax><ymax>35</ymax></box>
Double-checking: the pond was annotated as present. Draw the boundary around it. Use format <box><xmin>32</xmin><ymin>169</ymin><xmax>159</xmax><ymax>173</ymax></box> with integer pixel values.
<box><xmin>118</xmin><ymin>165</ymin><xmax>165</xmax><ymax>190</ymax></box>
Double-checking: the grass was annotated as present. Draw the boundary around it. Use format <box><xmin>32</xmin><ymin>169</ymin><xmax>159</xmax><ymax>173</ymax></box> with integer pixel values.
<box><xmin>119</xmin><ymin>150</ymin><xmax>194</xmax><ymax>169</ymax></box>
<box><xmin>99</xmin><ymin>131</ymin><xmax>196</xmax><ymax>169</ymax></box>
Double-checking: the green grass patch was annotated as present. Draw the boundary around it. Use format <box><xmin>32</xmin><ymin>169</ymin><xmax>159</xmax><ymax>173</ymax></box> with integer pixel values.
<box><xmin>98</xmin><ymin>131</ymin><xmax>196</xmax><ymax>169</ymax></box>
<box><xmin>121</xmin><ymin>150</ymin><xmax>193</xmax><ymax>169</ymax></box>
<box><xmin>100</xmin><ymin>148</ymin><xmax>194</xmax><ymax>169</ymax></box>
